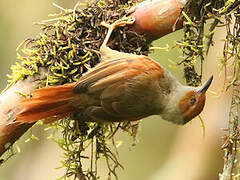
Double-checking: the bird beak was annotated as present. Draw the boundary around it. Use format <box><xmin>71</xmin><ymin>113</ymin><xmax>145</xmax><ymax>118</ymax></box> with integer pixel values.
<box><xmin>198</xmin><ymin>75</ymin><xmax>213</xmax><ymax>93</ymax></box>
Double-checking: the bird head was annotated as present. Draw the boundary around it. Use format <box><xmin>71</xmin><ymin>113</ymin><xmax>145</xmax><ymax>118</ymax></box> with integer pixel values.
<box><xmin>178</xmin><ymin>75</ymin><xmax>213</xmax><ymax>124</ymax></box>
<box><xmin>161</xmin><ymin>76</ymin><xmax>213</xmax><ymax>125</ymax></box>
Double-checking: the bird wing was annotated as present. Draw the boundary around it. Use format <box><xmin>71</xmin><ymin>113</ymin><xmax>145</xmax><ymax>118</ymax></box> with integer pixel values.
<box><xmin>73</xmin><ymin>55</ymin><xmax>164</xmax><ymax>95</ymax></box>
<box><xmin>73</xmin><ymin>55</ymin><xmax>164</xmax><ymax>122</ymax></box>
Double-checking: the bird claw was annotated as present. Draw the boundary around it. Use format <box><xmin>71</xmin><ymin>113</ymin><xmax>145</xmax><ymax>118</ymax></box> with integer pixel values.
<box><xmin>99</xmin><ymin>17</ymin><xmax>135</xmax><ymax>59</ymax></box>
<box><xmin>100</xmin><ymin>21</ymin><xmax>111</xmax><ymax>29</ymax></box>
<box><xmin>100</xmin><ymin>17</ymin><xmax>135</xmax><ymax>30</ymax></box>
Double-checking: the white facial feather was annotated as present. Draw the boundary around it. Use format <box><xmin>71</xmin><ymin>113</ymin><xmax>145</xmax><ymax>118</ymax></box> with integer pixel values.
<box><xmin>161</xmin><ymin>85</ymin><xmax>196</xmax><ymax>124</ymax></box>
<box><xmin>156</xmin><ymin>69</ymin><xmax>197</xmax><ymax>124</ymax></box>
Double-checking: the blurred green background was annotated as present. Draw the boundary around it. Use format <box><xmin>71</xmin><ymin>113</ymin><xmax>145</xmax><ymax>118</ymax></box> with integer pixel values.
<box><xmin>0</xmin><ymin>1</ymin><xmax>229</xmax><ymax>180</ymax></box>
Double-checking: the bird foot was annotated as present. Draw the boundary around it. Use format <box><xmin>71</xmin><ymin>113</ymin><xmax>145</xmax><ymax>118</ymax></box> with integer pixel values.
<box><xmin>100</xmin><ymin>17</ymin><xmax>135</xmax><ymax>58</ymax></box>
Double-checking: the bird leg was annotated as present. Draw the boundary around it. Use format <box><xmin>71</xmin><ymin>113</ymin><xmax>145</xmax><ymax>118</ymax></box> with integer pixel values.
<box><xmin>100</xmin><ymin>17</ymin><xmax>135</xmax><ymax>60</ymax></box>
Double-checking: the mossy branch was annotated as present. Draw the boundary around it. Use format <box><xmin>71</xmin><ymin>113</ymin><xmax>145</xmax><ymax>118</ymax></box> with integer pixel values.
<box><xmin>3</xmin><ymin>0</ymin><xmax>240</xmax><ymax>179</ymax></box>
<box><xmin>0</xmin><ymin>1</ymin><xmax>158</xmax><ymax>179</ymax></box>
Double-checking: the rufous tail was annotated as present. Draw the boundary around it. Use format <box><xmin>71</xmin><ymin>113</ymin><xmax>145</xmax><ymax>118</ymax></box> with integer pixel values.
<box><xmin>16</xmin><ymin>83</ymin><xmax>77</xmax><ymax>123</ymax></box>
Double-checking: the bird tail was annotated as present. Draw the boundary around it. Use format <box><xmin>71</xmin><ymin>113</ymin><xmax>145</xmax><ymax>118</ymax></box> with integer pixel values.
<box><xmin>16</xmin><ymin>83</ymin><xmax>77</xmax><ymax>123</ymax></box>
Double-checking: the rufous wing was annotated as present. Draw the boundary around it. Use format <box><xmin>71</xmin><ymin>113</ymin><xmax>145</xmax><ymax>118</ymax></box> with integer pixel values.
<box><xmin>73</xmin><ymin>56</ymin><xmax>164</xmax><ymax>121</ymax></box>
<box><xmin>73</xmin><ymin>55</ymin><xmax>163</xmax><ymax>94</ymax></box>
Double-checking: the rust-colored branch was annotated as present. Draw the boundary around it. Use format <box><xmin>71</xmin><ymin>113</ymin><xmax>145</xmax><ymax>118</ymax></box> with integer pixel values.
<box><xmin>0</xmin><ymin>77</ymin><xmax>41</xmax><ymax>157</ymax></box>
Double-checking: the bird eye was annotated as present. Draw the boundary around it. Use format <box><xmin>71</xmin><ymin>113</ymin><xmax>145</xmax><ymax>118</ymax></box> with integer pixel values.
<box><xmin>190</xmin><ymin>97</ymin><xmax>196</xmax><ymax>105</ymax></box>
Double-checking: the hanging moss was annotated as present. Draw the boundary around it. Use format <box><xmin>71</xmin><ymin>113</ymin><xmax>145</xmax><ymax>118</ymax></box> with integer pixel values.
<box><xmin>175</xmin><ymin>0</ymin><xmax>240</xmax><ymax>179</ymax></box>
<box><xmin>176</xmin><ymin>0</ymin><xmax>226</xmax><ymax>86</ymax></box>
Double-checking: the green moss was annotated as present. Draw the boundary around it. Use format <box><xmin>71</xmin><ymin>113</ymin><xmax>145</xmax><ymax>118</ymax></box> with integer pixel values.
<box><xmin>9</xmin><ymin>1</ymin><xmax>147</xmax><ymax>86</ymax></box>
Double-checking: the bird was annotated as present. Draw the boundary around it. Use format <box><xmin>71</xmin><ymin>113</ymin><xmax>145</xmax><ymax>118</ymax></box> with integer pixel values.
<box><xmin>15</xmin><ymin>17</ymin><xmax>213</xmax><ymax>125</ymax></box>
